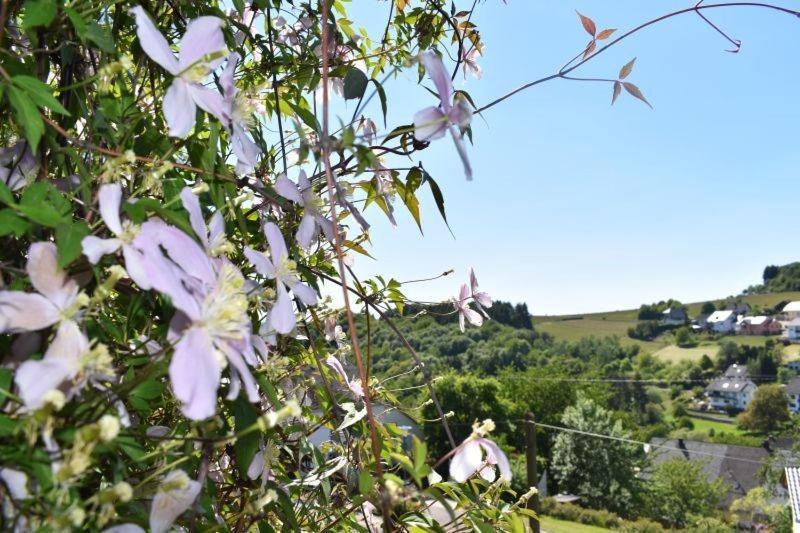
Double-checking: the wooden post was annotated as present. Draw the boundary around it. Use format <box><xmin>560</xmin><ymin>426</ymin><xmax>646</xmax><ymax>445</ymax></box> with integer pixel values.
<box><xmin>525</xmin><ymin>412</ymin><xmax>540</xmax><ymax>533</ymax></box>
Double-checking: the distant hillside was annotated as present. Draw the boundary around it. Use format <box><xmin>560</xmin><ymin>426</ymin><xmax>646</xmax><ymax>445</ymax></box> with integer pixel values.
<box><xmin>756</xmin><ymin>263</ymin><xmax>800</xmax><ymax>293</ymax></box>
<box><xmin>532</xmin><ymin>291</ymin><xmax>800</xmax><ymax>363</ymax></box>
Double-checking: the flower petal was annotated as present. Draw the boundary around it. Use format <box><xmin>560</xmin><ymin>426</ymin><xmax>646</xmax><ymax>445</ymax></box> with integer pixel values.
<box><xmin>149</xmin><ymin>470</ymin><xmax>201</xmax><ymax>533</ymax></box>
<box><xmin>0</xmin><ymin>292</ymin><xmax>60</xmax><ymax>333</ymax></box>
<box><xmin>178</xmin><ymin>16</ymin><xmax>226</xmax><ymax>72</ymax></box>
<box><xmin>98</xmin><ymin>183</ymin><xmax>124</xmax><ymax>235</ymax></box>
<box><xmin>122</xmin><ymin>244</ymin><xmax>152</xmax><ymax>290</ymax></box>
<box><xmin>232</xmin><ymin>125</ymin><xmax>261</xmax><ymax>176</ymax></box>
<box><xmin>163</xmin><ymin>79</ymin><xmax>197</xmax><ymax>138</ymax></box>
<box><xmin>274</xmin><ymin>174</ymin><xmax>303</xmax><ymax>204</ymax></box>
<box><xmin>188</xmin><ymin>84</ymin><xmax>225</xmax><ymax>122</ymax></box>
<box><xmin>222</xmin><ymin>343</ymin><xmax>259</xmax><ymax>403</ymax></box>
<box><xmin>244</xmin><ymin>246</ymin><xmax>276</xmax><ymax>279</ymax></box>
<box><xmin>421</xmin><ymin>51</ymin><xmax>453</xmax><ymax>108</ymax></box>
<box><xmin>449</xmin><ymin>440</ymin><xmax>482</xmax><ymax>482</ymax></box>
<box><xmin>413</xmin><ymin>106</ymin><xmax>447</xmax><ymax>141</ymax></box>
<box><xmin>27</xmin><ymin>242</ymin><xmax>78</xmax><ymax>309</ymax></box>
<box><xmin>479</xmin><ymin>439</ymin><xmax>512</xmax><ymax>482</ymax></box>
<box><xmin>179</xmin><ymin>187</ymin><xmax>209</xmax><ymax>248</ymax></box>
<box><xmin>295</xmin><ymin>212</ymin><xmax>318</xmax><ymax>250</ymax></box>
<box><xmin>269</xmin><ymin>282</ymin><xmax>296</xmax><ymax>334</ymax></box>
<box><xmin>130</xmin><ymin>6</ymin><xmax>179</xmax><ymax>75</ymax></box>
<box><xmin>102</xmin><ymin>525</ymin><xmax>146</xmax><ymax>533</ymax></box>
<box><xmin>169</xmin><ymin>327</ymin><xmax>221</xmax><ymax>420</ymax></box>
<box><xmin>0</xmin><ymin>468</ymin><xmax>28</xmax><ymax>500</ymax></box>
<box><xmin>263</xmin><ymin>222</ymin><xmax>288</xmax><ymax>262</ymax></box>
<box><xmin>289</xmin><ymin>280</ymin><xmax>317</xmax><ymax>306</ymax></box>
<box><xmin>448</xmin><ymin>124</ymin><xmax>473</xmax><ymax>180</ymax></box>
<box><xmin>82</xmin><ymin>236</ymin><xmax>123</xmax><ymax>264</ymax></box>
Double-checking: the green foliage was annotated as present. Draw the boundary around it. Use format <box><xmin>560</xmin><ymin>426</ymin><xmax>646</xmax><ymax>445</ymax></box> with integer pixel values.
<box><xmin>738</xmin><ymin>384</ymin><xmax>791</xmax><ymax>432</ymax></box>
<box><xmin>643</xmin><ymin>458</ymin><xmax>727</xmax><ymax>527</ymax></box>
<box><xmin>550</xmin><ymin>394</ymin><xmax>644</xmax><ymax>514</ymax></box>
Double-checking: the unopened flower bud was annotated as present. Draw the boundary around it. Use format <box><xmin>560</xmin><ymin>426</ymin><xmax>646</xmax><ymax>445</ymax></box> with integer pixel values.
<box><xmin>98</xmin><ymin>415</ymin><xmax>120</xmax><ymax>442</ymax></box>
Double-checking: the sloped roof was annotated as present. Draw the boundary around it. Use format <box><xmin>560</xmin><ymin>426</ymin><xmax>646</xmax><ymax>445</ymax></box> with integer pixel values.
<box><xmin>725</xmin><ymin>364</ymin><xmax>749</xmax><ymax>378</ymax></box>
<box><xmin>705</xmin><ymin>377</ymin><xmax>756</xmax><ymax>393</ymax></box>
<box><xmin>786</xmin><ymin>378</ymin><xmax>800</xmax><ymax>397</ymax></box>
<box><xmin>741</xmin><ymin>316</ymin><xmax>770</xmax><ymax>326</ymax></box>
<box><xmin>650</xmin><ymin>438</ymin><xmax>770</xmax><ymax>506</ymax></box>
<box><xmin>708</xmin><ymin>310</ymin><xmax>734</xmax><ymax>323</ymax></box>
<box><xmin>783</xmin><ymin>301</ymin><xmax>800</xmax><ymax>312</ymax></box>
<box><xmin>787</xmin><ymin>467</ymin><xmax>800</xmax><ymax>524</ymax></box>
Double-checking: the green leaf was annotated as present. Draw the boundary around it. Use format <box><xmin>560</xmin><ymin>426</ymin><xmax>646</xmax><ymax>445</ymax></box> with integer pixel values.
<box><xmin>287</xmin><ymin>100</ymin><xmax>320</xmax><ymax>133</ymax></box>
<box><xmin>12</xmin><ymin>76</ymin><xmax>69</xmax><ymax>115</ymax></box>
<box><xmin>232</xmin><ymin>396</ymin><xmax>260</xmax><ymax>477</ymax></box>
<box><xmin>0</xmin><ymin>210</ymin><xmax>28</xmax><ymax>236</ymax></box>
<box><xmin>17</xmin><ymin>204</ymin><xmax>65</xmax><ymax>227</ymax></box>
<box><xmin>0</xmin><ymin>182</ymin><xmax>13</xmax><ymax>206</ymax></box>
<box><xmin>0</xmin><ymin>368</ymin><xmax>12</xmax><ymax>408</ymax></box>
<box><xmin>64</xmin><ymin>7</ymin><xmax>87</xmax><ymax>36</ymax></box>
<box><xmin>343</xmin><ymin>67</ymin><xmax>368</xmax><ymax>100</ymax></box>
<box><xmin>7</xmin><ymin>86</ymin><xmax>44</xmax><ymax>153</ymax></box>
<box><xmin>370</xmin><ymin>78</ymin><xmax>388</xmax><ymax>125</ymax></box>
<box><xmin>423</xmin><ymin>170</ymin><xmax>454</xmax><ymax>237</ymax></box>
<box><xmin>86</xmin><ymin>22</ymin><xmax>115</xmax><ymax>53</ymax></box>
<box><xmin>131</xmin><ymin>379</ymin><xmax>164</xmax><ymax>400</ymax></box>
<box><xmin>23</xmin><ymin>0</ymin><xmax>57</xmax><ymax>30</ymax></box>
<box><xmin>56</xmin><ymin>221</ymin><xmax>90</xmax><ymax>267</ymax></box>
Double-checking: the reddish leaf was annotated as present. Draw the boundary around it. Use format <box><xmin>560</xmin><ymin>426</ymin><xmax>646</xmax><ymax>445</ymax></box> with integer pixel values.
<box><xmin>619</xmin><ymin>57</ymin><xmax>636</xmax><ymax>80</ymax></box>
<box><xmin>582</xmin><ymin>39</ymin><xmax>596</xmax><ymax>59</ymax></box>
<box><xmin>623</xmin><ymin>82</ymin><xmax>652</xmax><ymax>108</ymax></box>
<box><xmin>576</xmin><ymin>11</ymin><xmax>596</xmax><ymax>37</ymax></box>
<box><xmin>596</xmin><ymin>28</ymin><xmax>616</xmax><ymax>40</ymax></box>
<box><xmin>611</xmin><ymin>81</ymin><xmax>621</xmax><ymax>105</ymax></box>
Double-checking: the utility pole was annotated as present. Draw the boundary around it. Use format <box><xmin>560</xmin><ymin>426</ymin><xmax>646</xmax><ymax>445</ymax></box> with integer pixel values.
<box><xmin>525</xmin><ymin>412</ymin><xmax>540</xmax><ymax>533</ymax></box>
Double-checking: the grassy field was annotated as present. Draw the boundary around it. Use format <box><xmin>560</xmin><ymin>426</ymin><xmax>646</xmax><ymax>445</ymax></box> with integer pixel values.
<box><xmin>540</xmin><ymin>516</ymin><xmax>610</xmax><ymax>533</ymax></box>
<box><xmin>533</xmin><ymin>291</ymin><xmax>800</xmax><ymax>361</ymax></box>
<box><xmin>684</xmin><ymin>415</ymin><xmax>746</xmax><ymax>436</ymax></box>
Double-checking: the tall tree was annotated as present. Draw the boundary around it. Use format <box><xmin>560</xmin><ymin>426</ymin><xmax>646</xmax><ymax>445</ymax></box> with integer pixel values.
<box><xmin>550</xmin><ymin>394</ymin><xmax>644</xmax><ymax>514</ymax></box>
<box><xmin>738</xmin><ymin>385</ymin><xmax>791</xmax><ymax>432</ymax></box>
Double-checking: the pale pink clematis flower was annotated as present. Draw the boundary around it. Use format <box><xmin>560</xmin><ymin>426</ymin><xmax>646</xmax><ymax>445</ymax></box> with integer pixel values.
<box><xmin>179</xmin><ymin>187</ymin><xmax>232</xmax><ymax>260</ymax></box>
<box><xmin>136</xmin><ymin>221</ymin><xmax>260</xmax><ymax>420</ymax></box>
<box><xmin>81</xmin><ymin>183</ymin><xmax>158</xmax><ymax>289</ymax></box>
<box><xmin>14</xmin><ymin>321</ymin><xmax>88</xmax><ymax>411</ymax></box>
<box><xmin>0</xmin><ymin>242</ymin><xmax>83</xmax><ymax>335</ymax></box>
<box><xmin>469</xmin><ymin>268</ymin><xmax>492</xmax><ymax>318</ymax></box>
<box><xmin>274</xmin><ymin>171</ymin><xmax>335</xmax><ymax>249</ymax></box>
<box><xmin>449</xmin><ymin>419</ymin><xmax>512</xmax><ymax>483</ymax></box>
<box><xmin>461</xmin><ymin>48</ymin><xmax>483</xmax><ymax>80</ymax></box>
<box><xmin>219</xmin><ymin>53</ymin><xmax>262</xmax><ymax>175</ymax></box>
<box><xmin>149</xmin><ymin>470</ymin><xmax>201</xmax><ymax>533</ymax></box>
<box><xmin>130</xmin><ymin>7</ymin><xmax>227</xmax><ymax>138</ymax></box>
<box><xmin>452</xmin><ymin>283</ymin><xmax>483</xmax><ymax>332</ymax></box>
<box><xmin>326</xmin><ymin>355</ymin><xmax>364</xmax><ymax>398</ymax></box>
<box><xmin>0</xmin><ymin>467</ymin><xmax>28</xmax><ymax>500</ymax></box>
<box><xmin>244</xmin><ymin>222</ymin><xmax>317</xmax><ymax>334</ymax></box>
<box><xmin>413</xmin><ymin>51</ymin><xmax>473</xmax><ymax>179</ymax></box>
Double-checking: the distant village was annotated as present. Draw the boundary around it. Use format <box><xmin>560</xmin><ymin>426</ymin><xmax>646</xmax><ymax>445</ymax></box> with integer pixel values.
<box><xmin>658</xmin><ymin>300</ymin><xmax>800</xmax><ymax>414</ymax></box>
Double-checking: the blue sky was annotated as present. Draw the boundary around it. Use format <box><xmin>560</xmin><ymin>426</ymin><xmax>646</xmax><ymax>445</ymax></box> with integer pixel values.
<box><xmin>329</xmin><ymin>1</ymin><xmax>800</xmax><ymax>315</ymax></box>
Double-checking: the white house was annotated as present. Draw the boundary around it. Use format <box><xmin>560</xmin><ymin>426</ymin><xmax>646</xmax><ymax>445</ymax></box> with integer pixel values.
<box><xmin>783</xmin><ymin>301</ymin><xmax>800</xmax><ymax>320</ymax></box>
<box><xmin>787</xmin><ymin>379</ymin><xmax>800</xmax><ymax>414</ymax></box>
<box><xmin>785</xmin><ymin>319</ymin><xmax>800</xmax><ymax>342</ymax></box>
<box><xmin>785</xmin><ymin>467</ymin><xmax>800</xmax><ymax>533</ymax></box>
<box><xmin>705</xmin><ymin>375</ymin><xmax>756</xmax><ymax>411</ymax></box>
<box><xmin>707</xmin><ymin>310</ymin><xmax>736</xmax><ymax>333</ymax></box>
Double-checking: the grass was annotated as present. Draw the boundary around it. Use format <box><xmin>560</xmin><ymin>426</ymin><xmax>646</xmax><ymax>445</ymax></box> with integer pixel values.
<box><xmin>532</xmin><ymin>291</ymin><xmax>800</xmax><ymax>360</ymax></box>
<box><xmin>540</xmin><ymin>516</ymin><xmax>610</xmax><ymax>533</ymax></box>
<box><xmin>684</xmin><ymin>415</ymin><xmax>746</xmax><ymax>436</ymax></box>
<box><xmin>652</xmin><ymin>344</ymin><xmax>718</xmax><ymax>363</ymax></box>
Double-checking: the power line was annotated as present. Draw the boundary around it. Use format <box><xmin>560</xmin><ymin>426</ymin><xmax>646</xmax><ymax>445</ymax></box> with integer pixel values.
<box><xmin>533</xmin><ymin>422</ymin><xmax>771</xmax><ymax>465</ymax></box>
<box><xmin>427</xmin><ymin>419</ymin><xmax>792</xmax><ymax>466</ymax></box>
<box><xmin>494</xmin><ymin>375</ymin><xmax>778</xmax><ymax>384</ymax></box>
